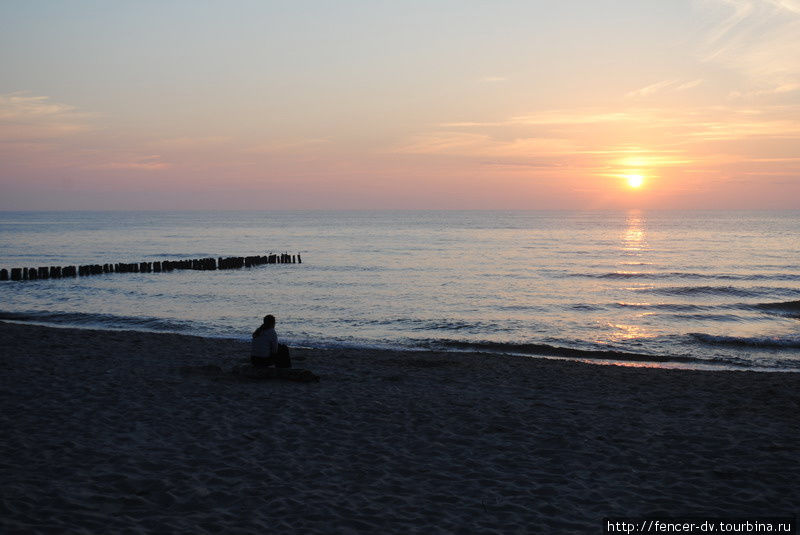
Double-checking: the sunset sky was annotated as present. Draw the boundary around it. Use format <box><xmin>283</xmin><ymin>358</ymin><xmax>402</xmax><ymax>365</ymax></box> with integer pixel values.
<box><xmin>1</xmin><ymin>0</ymin><xmax>799</xmax><ymax>210</ymax></box>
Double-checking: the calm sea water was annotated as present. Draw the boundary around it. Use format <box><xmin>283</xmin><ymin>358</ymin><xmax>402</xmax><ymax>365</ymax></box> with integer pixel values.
<box><xmin>1</xmin><ymin>210</ymin><xmax>799</xmax><ymax>371</ymax></box>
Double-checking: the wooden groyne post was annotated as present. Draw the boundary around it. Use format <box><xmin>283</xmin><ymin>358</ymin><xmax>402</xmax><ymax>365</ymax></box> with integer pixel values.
<box><xmin>0</xmin><ymin>252</ymin><xmax>303</xmax><ymax>283</ymax></box>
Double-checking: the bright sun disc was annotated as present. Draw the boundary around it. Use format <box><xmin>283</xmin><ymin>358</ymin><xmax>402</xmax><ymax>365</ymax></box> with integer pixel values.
<box><xmin>626</xmin><ymin>174</ymin><xmax>644</xmax><ymax>188</ymax></box>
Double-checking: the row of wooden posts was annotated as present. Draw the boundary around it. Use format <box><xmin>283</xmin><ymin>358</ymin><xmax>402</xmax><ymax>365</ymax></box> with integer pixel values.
<box><xmin>0</xmin><ymin>253</ymin><xmax>301</xmax><ymax>282</ymax></box>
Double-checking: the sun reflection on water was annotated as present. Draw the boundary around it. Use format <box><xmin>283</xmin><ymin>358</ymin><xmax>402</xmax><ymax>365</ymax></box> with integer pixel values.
<box><xmin>622</xmin><ymin>210</ymin><xmax>648</xmax><ymax>253</ymax></box>
<box><xmin>589</xmin><ymin>210</ymin><xmax>658</xmax><ymax>349</ymax></box>
<box><xmin>607</xmin><ymin>322</ymin><xmax>653</xmax><ymax>341</ymax></box>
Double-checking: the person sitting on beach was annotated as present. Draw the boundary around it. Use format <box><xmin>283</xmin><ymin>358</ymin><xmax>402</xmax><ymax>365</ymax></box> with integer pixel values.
<box><xmin>251</xmin><ymin>314</ymin><xmax>291</xmax><ymax>368</ymax></box>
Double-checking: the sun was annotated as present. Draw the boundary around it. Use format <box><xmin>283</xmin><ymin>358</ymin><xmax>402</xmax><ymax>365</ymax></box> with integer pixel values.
<box><xmin>625</xmin><ymin>174</ymin><xmax>644</xmax><ymax>188</ymax></box>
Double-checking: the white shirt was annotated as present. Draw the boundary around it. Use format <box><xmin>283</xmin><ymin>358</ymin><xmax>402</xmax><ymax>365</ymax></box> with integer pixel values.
<box><xmin>251</xmin><ymin>327</ymin><xmax>278</xmax><ymax>358</ymax></box>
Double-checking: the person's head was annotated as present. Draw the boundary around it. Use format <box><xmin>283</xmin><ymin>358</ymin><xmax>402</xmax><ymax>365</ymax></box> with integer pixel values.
<box><xmin>263</xmin><ymin>314</ymin><xmax>276</xmax><ymax>328</ymax></box>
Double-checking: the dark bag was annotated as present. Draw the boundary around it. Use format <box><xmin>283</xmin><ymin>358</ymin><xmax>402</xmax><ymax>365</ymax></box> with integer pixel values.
<box><xmin>275</xmin><ymin>344</ymin><xmax>292</xmax><ymax>368</ymax></box>
<box><xmin>251</xmin><ymin>344</ymin><xmax>292</xmax><ymax>368</ymax></box>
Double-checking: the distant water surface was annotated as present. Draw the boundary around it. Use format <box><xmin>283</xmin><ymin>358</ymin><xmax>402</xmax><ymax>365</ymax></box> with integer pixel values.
<box><xmin>1</xmin><ymin>210</ymin><xmax>799</xmax><ymax>371</ymax></box>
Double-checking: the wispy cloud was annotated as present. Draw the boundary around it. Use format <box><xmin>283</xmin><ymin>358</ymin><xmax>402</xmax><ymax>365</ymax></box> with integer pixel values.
<box><xmin>159</xmin><ymin>136</ymin><xmax>231</xmax><ymax>149</ymax></box>
<box><xmin>675</xmin><ymin>79</ymin><xmax>704</xmax><ymax>91</ymax></box>
<box><xmin>626</xmin><ymin>79</ymin><xmax>679</xmax><ymax>98</ymax></box>
<box><xmin>698</xmin><ymin>0</ymin><xmax>800</xmax><ymax>94</ymax></box>
<box><xmin>508</xmin><ymin>111</ymin><xmax>638</xmax><ymax>126</ymax></box>
<box><xmin>0</xmin><ymin>92</ymin><xmax>92</xmax><ymax>142</ymax></box>
<box><xmin>626</xmin><ymin>79</ymin><xmax>703</xmax><ymax>98</ymax></box>
<box><xmin>90</xmin><ymin>155</ymin><xmax>169</xmax><ymax>171</ymax></box>
<box><xmin>242</xmin><ymin>138</ymin><xmax>330</xmax><ymax>154</ymax></box>
<box><xmin>440</xmin><ymin>111</ymin><xmax>640</xmax><ymax>128</ymax></box>
<box><xmin>730</xmin><ymin>82</ymin><xmax>800</xmax><ymax>98</ymax></box>
<box><xmin>0</xmin><ymin>93</ymin><xmax>78</xmax><ymax>119</ymax></box>
<box><xmin>393</xmin><ymin>132</ymin><xmax>574</xmax><ymax>159</ymax></box>
<box><xmin>394</xmin><ymin>103</ymin><xmax>800</xmax><ymax>179</ymax></box>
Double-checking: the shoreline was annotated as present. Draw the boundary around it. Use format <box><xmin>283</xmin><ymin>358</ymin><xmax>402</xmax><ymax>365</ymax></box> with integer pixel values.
<box><xmin>2</xmin><ymin>317</ymin><xmax>795</xmax><ymax>373</ymax></box>
<box><xmin>1</xmin><ymin>321</ymin><xmax>798</xmax><ymax>533</ymax></box>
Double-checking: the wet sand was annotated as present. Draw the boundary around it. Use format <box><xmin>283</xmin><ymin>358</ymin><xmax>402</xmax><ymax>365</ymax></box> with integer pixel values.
<box><xmin>1</xmin><ymin>321</ymin><xmax>798</xmax><ymax>533</ymax></box>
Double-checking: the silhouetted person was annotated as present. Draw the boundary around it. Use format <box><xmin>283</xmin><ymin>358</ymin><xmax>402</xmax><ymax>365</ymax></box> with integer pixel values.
<box><xmin>251</xmin><ymin>314</ymin><xmax>291</xmax><ymax>368</ymax></box>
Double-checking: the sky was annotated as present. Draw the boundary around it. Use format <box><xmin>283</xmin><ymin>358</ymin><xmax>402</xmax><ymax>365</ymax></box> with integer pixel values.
<box><xmin>1</xmin><ymin>0</ymin><xmax>799</xmax><ymax>210</ymax></box>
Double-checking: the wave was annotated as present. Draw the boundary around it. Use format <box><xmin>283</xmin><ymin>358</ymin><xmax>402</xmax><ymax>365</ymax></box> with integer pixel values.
<box><xmin>613</xmin><ymin>302</ymin><xmax>714</xmax><ymax>311</ymax></box>
<box><xmin>0</xmin><ymin>310</ymin><xmax>198</xmax><ymax>334</ymax></box>
<box><xmin>614</xmin><ymin>299</ymin><xmax>800</xmax><ymax>316</ymax></box>
<box><xmin>569</xmin><ymin>304</ymin><xmax>604</xmax><ymax>311</ymax></box>
<box><xmin>571</xmin><ymin>272</ymin><xmax>800</xmax><ymax>281</ymax></box>
<box><xmin>691</xmin><ymin>332</ymin><xmax>800</xmax><ymax>349</ymax></box>
<box><xmin>340</xmin><ymin>317</ymin><xmax>518</xmax><ymax>334</ymax></box>
<box><xmin>425</xmin><ymin>339</ymin><xmax>697</xmax><ymax>364</ymax></box>
<box><xmin>664</xmin><ymin>313</ymin><xmax>749</xmax><ymax>322</ymax></box>
<box><xmin>427</xmin><ymin>338</ymin><xmax>800</xmax><ymax>370</ymax></box>
<box><xmin>754</xmin><ymin>300</ymin><xmax>800</xmax><ymax>317</ymax></box>
<box><xmin>637</xmin><ymin>286</ymin><xmax>800</xmax><ymax>298</ymax></box>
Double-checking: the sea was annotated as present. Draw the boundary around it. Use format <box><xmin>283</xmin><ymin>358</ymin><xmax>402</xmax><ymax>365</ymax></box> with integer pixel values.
<box><xmin>1</xmin><ymin>210</ymin><xmax>799</xmax><ymax>371</ymax></box>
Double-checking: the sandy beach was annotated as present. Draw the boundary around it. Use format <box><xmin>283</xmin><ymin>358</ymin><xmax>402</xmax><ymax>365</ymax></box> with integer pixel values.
<box><xmin>1</xmin><ymin>321</ymin><xmax>798</xmax><ymax>534</ymax></box>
